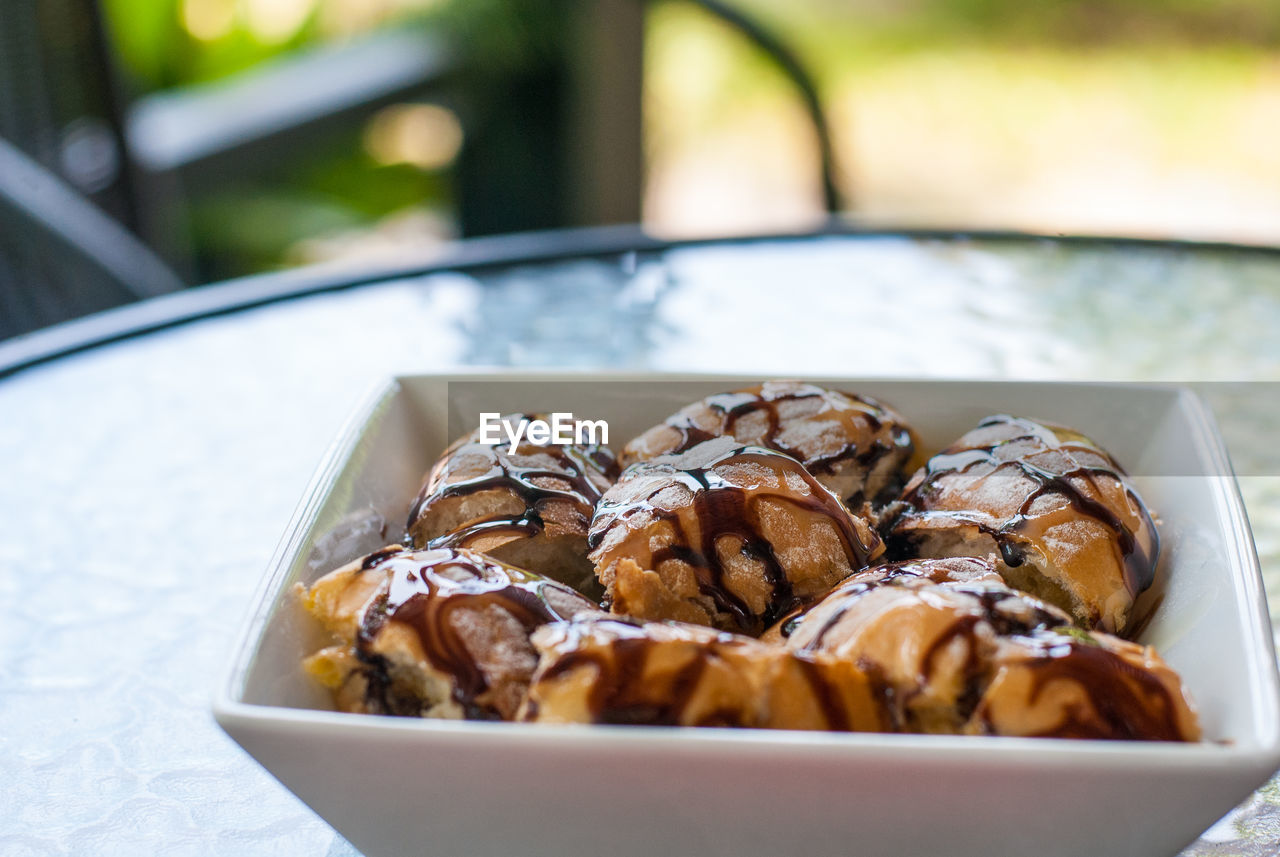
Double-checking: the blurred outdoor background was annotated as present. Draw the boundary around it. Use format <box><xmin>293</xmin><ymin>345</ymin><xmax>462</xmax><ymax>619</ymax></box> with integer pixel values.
<box><xmin>4</xmin><ymin>0</ymin><xmax>1280</xmax><ymax>335</ymax></box>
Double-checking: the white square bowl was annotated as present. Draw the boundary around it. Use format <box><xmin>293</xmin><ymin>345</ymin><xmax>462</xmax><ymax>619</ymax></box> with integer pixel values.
<box><xmin>215</xmin><ymin>374</ymin><xmax>1280</xmax><ymax>857</ymax></box>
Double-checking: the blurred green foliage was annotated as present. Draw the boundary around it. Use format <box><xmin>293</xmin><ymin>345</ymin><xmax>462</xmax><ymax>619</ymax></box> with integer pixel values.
<box><xmin>190</xmin><ymin>137</ymin><xmax>451</xmax><ymax>273</ymax></box>
<box><xmin>102</xmin><ymin>0</ymin><xmax>319</xmax><ymax>89</ymax></box>
<box><xmin>101</xmin><ymin>0</ymin><xmax>580</xmax><ymax>279</ymax></box>
<box><xmin>100</xmin><ymin>0</ymin><xmax>1280</xmax><ymax>279</ymax></box>
<box><xmin>104</xmin><ymin>0</ymin><xmax>1280</xmax><ymax>94</ymax></box>
<box><xmin>101</xmin><ymin>0</ymin><xmax>454</xmax><ymax>279</ymax></box>
<box><xmin>768</xmin><ymin>0</ymin><xmax>1280</xmax><ymax>53</ymax></box>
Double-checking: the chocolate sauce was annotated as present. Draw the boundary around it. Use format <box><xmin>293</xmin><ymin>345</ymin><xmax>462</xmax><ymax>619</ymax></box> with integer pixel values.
<box><xmin>641</xmin><ymin>382</ymin><xmax>913</xmax><ymax>495</ymax></box>
<box><xmin>427</xmin><ymin>512</ymin><xmax>545</xmax><ymax>549</ymax></box>
<box><xmin>360</xmin><ymin>545</ymin><xmax>405</xmax><ymax>570</ymax></box>
<box><xmin>916</xmin><ymin>613</ymin><xmax>985</xmax><ymax>719</ymax></box>
<box><xmin>356</xmin><ymin>549</ymin><xmax>595</xmax><ymax>717</ymax></box>
<box><xmin>592</xmin><ymin>442</ymin><xmax>881</xmax><ymax>632</ymax></box>
<box><xmin>949</xmin><ymin>583</ymin><xmax>1070</xmax><ymax>637</ymax></box>
<box><xmin>794</xmin><ymin>580</ymin><xmax>877</xmax><ymax>648</ymax></box>
<box><xmin>408</xmin><ymin>414</ymin><xmax>618</xmax><ymax>547</ymax></box>
<box><xmin>531</xmin><ymin>617</ymin><xmax>885</xmax><ymax>730</ymax></box>
<box><xmin>794</xmin><ymin>656</ymin><xmax>852</xmax><ymax>731</ymax></box>
<box><xmin>781</xmin><ymin>562</ymin><xmax>1191</xmax><ymax>739</ymax></box>
<box><xmin>988</xmin><ymin>631</ymin><xmax>1187</xmax><ymax>740</ymax></box>
<box><xmin>785</xmin><ymin>563</ymin><xmax>1075</xmax><ymax>730</ymax></box>
<box><xmin>786</xmin><ymin>560</ymin><xmax>1066</xmax><ymax>651</ymax></box>
<box><xmin>853</xmin><ymin>658</ymin><xmax>904</xmax><ymax>732</ymax></box>
<box><xmin>895</xmin><ymin>415</ymin><xmax>1159</xmax><ymax>599</ymax></box>
<box><xmin>534</xmin><ymin>619</ymin><xmax>714</xmax><ymax>726</ymax></box>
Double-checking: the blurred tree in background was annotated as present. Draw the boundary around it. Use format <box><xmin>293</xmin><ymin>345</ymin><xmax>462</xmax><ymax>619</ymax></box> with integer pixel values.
<box><xmin>97</xmin><ymin>0</ymin><xmax>1280</xmax><ymax>278</ymax></box>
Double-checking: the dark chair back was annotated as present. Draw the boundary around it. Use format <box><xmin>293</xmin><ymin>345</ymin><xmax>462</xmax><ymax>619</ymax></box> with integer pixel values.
<box><xmin>0</xmin><ymin>0</ymin><xmax>181</xmax><ymax>338</ymax></box>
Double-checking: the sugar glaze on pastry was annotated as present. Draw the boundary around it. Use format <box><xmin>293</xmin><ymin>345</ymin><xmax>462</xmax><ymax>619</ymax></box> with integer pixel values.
<box><xmin>770</xmin><ymin>558</ymin><xmax>1198</xmax><ymax>740</ymax></box>
<box><xmin>884</xmin><ymin>414</ymin><xmax>1159</xmax><ymax>635</ymax></box>
<box><xmin>590</xmin><ymin>437</ymin><xmax>883</xmax><ymax>635</ymax></box>
<box><xmin>300</xmin><ymin>546</ymin><xmax>598</xmax><ymax>719</ymax></box>
<box><xmin>407</xmin><ymin>414</ymin><xmax>619</xmax><ymax>593</ymax></box>
<box><xmin>622</xmin><ymin>380</ymin><xmax>918</xmax><ymax>511</ymax></box>
<box><xmin>295</xmin><ymin>383</ymin><xmax>1199</xmax><ymax>743</ymax></box>
<box><xmin>521</xmin><ymin>615</ymin><xmax>892</xmax><ymax>732</ymax></box>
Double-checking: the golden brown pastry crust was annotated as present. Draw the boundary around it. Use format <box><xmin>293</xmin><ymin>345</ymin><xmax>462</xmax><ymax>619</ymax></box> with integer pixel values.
<box><xmin>299</xmin><ymin>546</ymin><xmax>599</xmax><ymax>719</ymax></box>
<box><xmin>770</xmin><ymin>559</ymin><xmax>1073</xmax><ymax>733</ymax></box>
<box><xmin>884</xmin><ymin>415</ymin><xmax>1159</xmax><ymax>635</ymax></box>
<box><xmin>520</xmin><ymin>615</ymin><xmax>892</xmax><ymax>732</ymax></box>
<box><xmin>970</xmin><ymin>629</ymin><xmax>1200</xmax><ymax>741</ymax></box>
<box><xmin>296</xmin><ymin>392</ymin><xmax>1198</xmax><ymax>743</ymax></box>
<box><xmin>406</xmin><ymin>414</ymin><xmax>619</xmax><ymax>593</ymax></box>
<box><xmin>769</xmin><ymin>558</ymin><xmax>1197</xmax><ymax>740</ymax></box>
<box><xmin>622</xmin><ymin>381</ymin><xmax>919</xmax><ymax>511</ymax></box>
<box><xmin>590</xmin><ymin>437</ymin><xmax>884</xmax><ymax>635</ymax></box>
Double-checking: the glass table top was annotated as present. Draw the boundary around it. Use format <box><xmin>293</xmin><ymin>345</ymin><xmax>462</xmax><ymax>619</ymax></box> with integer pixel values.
<box><xmin>2</xmin><ymin>232</ymin><xmax>1278</xmax><ymax>855</ymax></box>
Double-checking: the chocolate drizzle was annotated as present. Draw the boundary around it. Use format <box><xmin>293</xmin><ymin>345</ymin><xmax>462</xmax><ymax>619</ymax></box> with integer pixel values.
<box><xmin>781</xmin><ymin>562</ymin><xmax>1075</xmax><ymax>730</ymax></box>
<box><xmin>627</xmin><ymin>382</ymin><xmax>915</xmax><ymax>505</ymax></box>
<box><xmin>592</xmin><ymin>442</ymin><xmax>881</xmax><ymax>632</ymax></box>
<box><xmin>795</xmin><ymin>656</ymin><xmax>852</xmax><ymax>731</ymax></box>
<box><xmin>917</xmin><ymin>612</ymin><xmax>985</xmax><ymax>717</ymax></box>
<box><xmin>408</xmin><ymin>413</ymin><xmax>619</xmax><ymax>548</ymax></box>
<box><xmin>528</xmin><ymin>617</ymin><xmax>885</xmax><ymax>730</ymax></box>
<box><xmin>916</xmin><ymin>575</ymin><xmax>1068</xmax><ymax>637</ymax></box>
<box><xmin>894</xmin><ymin>415</ymin><xmax>1159</xmax><ymax>598</ymax></box>
<box><xmin>988</xmin><ymin>631</ymin><xmax>1188</xmax><ymax>740</ymax></box>
<box><xmin>534</xmin><ymin>618</ymin><xmax>713</xmax><ymax>726</ymax></box>
<box><xmin>356</xmin><ymin>548</ymin><xmax>595</xmax><ymax>717</ymax></box>
<box><xmin>780</xmin><ymin>559</ymin><xmax>1066</xmax><ymax>645</ymax></box>
<box><xmin>360</xmin><ymin>545</ymin><xmax>405</xmax><ymax>570</ymax></box>
<box><xmin>428</xmin><ymin>512</ymin><xmax>545</xmax><ymax>549</ymax></box>
<box><xmin>775</xmin><ymin>561</ymin><xmax>1193</xmax><ymax>740</ymax></box>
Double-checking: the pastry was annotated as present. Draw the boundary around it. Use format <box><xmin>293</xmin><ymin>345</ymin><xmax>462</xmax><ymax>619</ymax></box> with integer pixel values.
<box><xmin>294</xmin><ymin>385</ymin><xmax>1200</xmax><ymax>743</ymax></box>
<box><xmin>770</xmin><ymin>558</ymin><xmax>1198</xmax><ymax>740</ymax></box>
<box><xmin>589</xmin><ymin>437</ymin><xmax>884</xmax><ymax>635</ymax></box>
<box><xmin>520</xmin><ymin>615</ymin><xmax>891</xmax><ymax>731</ymax></box>
<box><xmin>970</xmin><ymin>627</ymin><xmax>1200</xmax><ymax>741</ymax></box>
<box><xmin>883</xmin><ymin>414</ymin><xmax>1159</xmax><ymax>635</ymax></box>
<box><xmin>406</xmin><ymin>414</ymin><xmax>619</xmax><ymax>594</ymax></box>
<box><xmin>622</xmin><ymin>380</ymin><xmax>918</xmax><ymax>511</ymax></box>
<box><xmin>769</xmin><ymin>558</ymin><xmax>1074</xmax><ymax>733</ymax></box>
<box><xmin>299</xmin><ymin>546</ymin><xmax>599</xmax><ymax>720</ymax></box>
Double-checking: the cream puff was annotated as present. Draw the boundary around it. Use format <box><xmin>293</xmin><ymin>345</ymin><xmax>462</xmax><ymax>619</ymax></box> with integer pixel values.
<box><xmin>590</xmin><ymin>437</ymin><xmax>883</xmax><ymax>635</ymax></box>
<box><xmin>883</xmin><ymin>415</ymin><xmax>1159</xmax><ymax>635</ymax></box>
<box><xmin>520</xmin><ymin>615</ymin><xmax>892</xmax><ymax>732</ymax></box>
<box><xmin>622</xmin><ymin>381</ymin><xmax>918</xmax><ymax>512</ymax></box>
<box><xmin>299</xmin><ymin>546</ymin><xmax>599</xmax><ymax>720</ymax></box>
<box><xmin>407</xmin><ymin>414</ymin><xmax>619</xmax><ymax>594</ymax></box>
